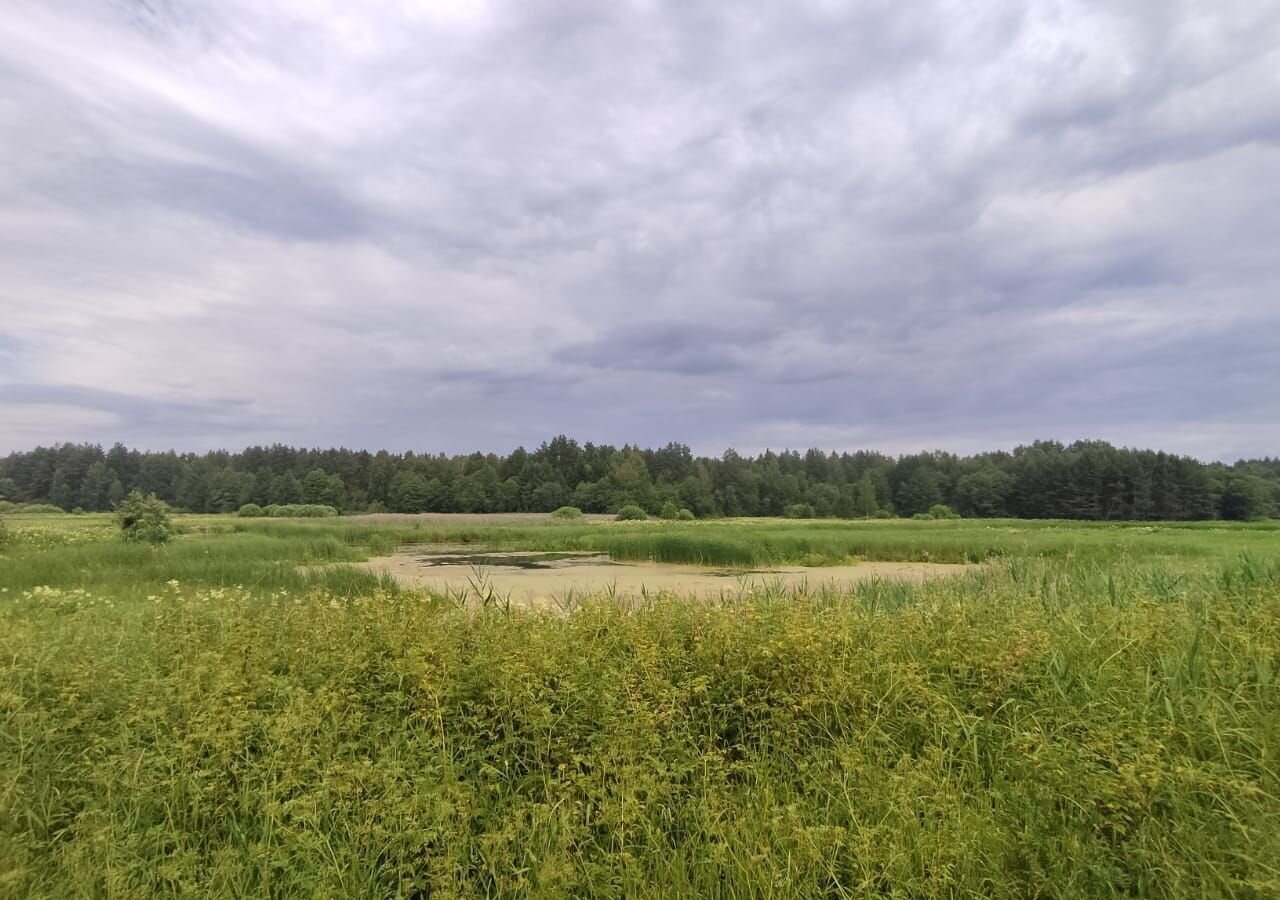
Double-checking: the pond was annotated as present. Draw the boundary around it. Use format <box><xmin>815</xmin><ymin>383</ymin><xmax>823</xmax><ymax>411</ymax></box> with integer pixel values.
<box><xmin>355</xmin><ymin>545</ymin><xmax>976</xmax><ymax>607</ymax></box>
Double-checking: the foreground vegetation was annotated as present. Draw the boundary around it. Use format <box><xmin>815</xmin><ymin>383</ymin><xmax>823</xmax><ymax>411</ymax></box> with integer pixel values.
<box><xmin>2</xmin><ymin>514</ymin><xmax>1278</xmax><ymax>897</ymax></box>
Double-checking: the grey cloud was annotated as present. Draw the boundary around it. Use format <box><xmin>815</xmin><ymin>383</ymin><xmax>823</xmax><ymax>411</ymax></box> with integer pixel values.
<box><xmin>555</xmin><ymin>322</ymin><xmax>769</xmax><ymax>376</ymax></box>
<box><xmin>81</xmin><ymin>158</ymin><xmax>373</xmax><ymax>241</ymax></box>
<box><xmin>0</xmin><ymin>0</ymin><xmax>1277</xmax><ymax>459</ymax></box>
<box><xmin>0</xmin><ymin>333</ymin><xmax>21</xmax><ymax>379</ymax></box>
<box><xmin>423</xmin><ymin>367</ymin><xmax>580</xmax><ymax>393</ymax></box>
<box><xmin>4</xmin><ymin>383</ymin><xmax>272</xmax><ymax>432</ymax></box>
<box><xmin>5</xmin><ymin>59</ymin><xmax>373</xmax><ymax>241</ymax></box>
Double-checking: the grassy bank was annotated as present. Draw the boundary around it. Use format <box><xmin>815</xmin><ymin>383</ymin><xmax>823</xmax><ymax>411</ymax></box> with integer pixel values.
<box><xmin>204</xmin><ymin>514</ymin><xmax>1280</xmax><ymax>566</ymax></box>
<box><xmin>552</xmin><ymin>521</ymin><xmax>1280</xmax><ymax>568</ymax></box>
<box><xmin>0</xmin><ymin>526</ymin><xmax>398</xmax><ymax>600</ymax></box>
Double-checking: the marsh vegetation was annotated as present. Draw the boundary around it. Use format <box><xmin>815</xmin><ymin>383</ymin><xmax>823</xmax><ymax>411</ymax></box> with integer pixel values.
<box><xmin>1</xmin><ymin>513</ymin><xmax>1278</xmax><ymax>896</ymax></box>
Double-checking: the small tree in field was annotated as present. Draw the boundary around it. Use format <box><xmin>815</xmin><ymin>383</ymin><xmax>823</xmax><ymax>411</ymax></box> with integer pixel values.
<box><xmin>115</xmin><ymin>490</ymin><xmax>174</xmax><ymax>544</ymax></box>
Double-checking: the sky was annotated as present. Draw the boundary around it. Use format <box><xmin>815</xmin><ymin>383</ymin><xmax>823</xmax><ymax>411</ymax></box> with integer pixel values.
<box><xmin>1</xmin><ymin>0</ymin><xmax>1278</xmax><ymax>461</ymax></box>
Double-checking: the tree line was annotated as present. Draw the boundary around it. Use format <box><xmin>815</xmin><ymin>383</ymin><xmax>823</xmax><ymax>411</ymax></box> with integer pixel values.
<box><xmin>1</xmin><ymin>437</ymin><xmax>1276</xmax><ymax>521</ymax></box>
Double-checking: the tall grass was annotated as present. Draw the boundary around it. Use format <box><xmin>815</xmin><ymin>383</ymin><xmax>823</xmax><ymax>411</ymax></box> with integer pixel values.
<box><xmin>202</xmin><ymin>514</ymin><xmax>1280</xmax><ymax>567</ymax></box>
<box><xmin>408</xmin><ymin>518</ymin><xmax>1280</xmax><ymax>568</ymax></box>
<box><xmin>0</xmin><ymin>529</ymin><xmax>394</xmax><ymax>599</ymax></box>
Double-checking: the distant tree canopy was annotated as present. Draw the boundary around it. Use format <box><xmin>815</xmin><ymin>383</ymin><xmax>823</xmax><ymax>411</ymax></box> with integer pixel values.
<box><xmin>1</xmin><ymin>438</ymin><xmax>1276</xmax><ymax>521</ymax></box>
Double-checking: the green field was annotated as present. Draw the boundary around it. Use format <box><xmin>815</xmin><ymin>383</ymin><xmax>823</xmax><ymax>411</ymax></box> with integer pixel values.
<box><xmin>2</xmin><ymin>513</ymin><xmax>1279</xmax><ymax>897</ymax></box>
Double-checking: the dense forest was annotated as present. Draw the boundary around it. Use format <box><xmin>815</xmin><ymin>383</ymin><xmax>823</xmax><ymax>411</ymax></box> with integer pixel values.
<box><xmin>1</xmin><ymin>438</ymin><xmax>1277</xmax><ymax>521</ymax></box>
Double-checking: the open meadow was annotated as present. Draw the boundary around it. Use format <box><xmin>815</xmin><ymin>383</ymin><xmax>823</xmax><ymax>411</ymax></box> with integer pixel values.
<box><xmin>2</xmin><ymin>512</ymin><xmax>1279</xmax><ymax>897</ymax></box>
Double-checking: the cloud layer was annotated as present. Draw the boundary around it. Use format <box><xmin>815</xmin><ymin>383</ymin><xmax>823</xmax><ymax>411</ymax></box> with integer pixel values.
<box><xmin>2</xmin><ymin>0</ymin><xmax>1277</xmax><ymax>459</ymax></box>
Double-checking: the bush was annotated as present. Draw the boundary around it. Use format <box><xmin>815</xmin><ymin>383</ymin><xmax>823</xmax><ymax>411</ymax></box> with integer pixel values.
<box><xmin>298</xmin><ymin>505</ymin><xmax>338</xmax><ymax>518</ymax></box>
<box><xmin>872</xmin><ymin>509</ymin><xmax>894</xmax><ymax>519</ymax></box>
<box><xmin>928</xmin><ymin>504</ymin><xmax>960</xmax><ymax>519</ymax></box>
<box><xmin>0</xmin><ymin>515</ymin><xmax>8</xmax><ymax>548</ymax></box>
<box><xmin>677</xmin><ymin>508</ymin><xmax>696</xmax><ymax>521</ymax></box>
<box><xmin>551</xmin><ymin>506</ymin><xmax>584</xmax><ymax>519</ymax></box>
<box><xmin>784</xmin><ymin>503</ymin><xmax>817</xmax><ymax>519</ymax></box>
<box><xmin>659</xmin><ymin>501</ymin><xmax>681</xmax><ymax>520</ymax></box>
<box><xmin>237</xmin><ymin>503</ymin><xmax>266</xmax><ymax>517</ymax></box>
<box><xmin>0</xmin><ymin>502</ymin><xmax>65</xmax><ymax>514</ymax></box>
<box><xmin>911</xmin><ymin>512</ymin><xmax>934</xmax><ymax>520</ymax></box>
<box><xmin>615</xmin><ymin>504</ymin><xmax>648</xmax><ymax>521</ymax></box>
<box><xmin>114</xmin><ymin>490</ymin><xmax>174</xmax><ymax>544</ymax></box>
<box><xmin>263</xmin><ymin>504</ymin><xmax>339</xmax><ymax>518</ymax></box>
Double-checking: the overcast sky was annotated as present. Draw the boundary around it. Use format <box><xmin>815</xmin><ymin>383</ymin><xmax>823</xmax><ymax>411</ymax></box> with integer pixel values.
<box><xmin>2</xmin><ymin>1</ymin><xmax>1277</xmax><ymax>460</ymax></box>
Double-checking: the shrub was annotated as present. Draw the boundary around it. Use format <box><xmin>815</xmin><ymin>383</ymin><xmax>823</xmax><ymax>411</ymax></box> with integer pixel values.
<box><xmin>264</xmin><ymin>504</ymin><xmax>339</xmax><ymax>518</ymax></box>
<box><xmin>872</xmin><ymin>509</ymin><xmax>894</xmax><ymax>519</ymax></box>
<box><xmin>911</xmin><ymin>512</ymin><xmax>934</xmax><ymax>520</ymax></box>
<box><xmin>677</xmin><ymin>508</ymin><xmax>696</xmax><ymax>521</ymax></box>
<box><xmin>0</xmin><ymin>515</ymin><xmax>8</xmax><ymax>548</ymax></box>
<box><xmin>615</xmin><ymin>504</ymin><xmax>648</xmax><ymax>521</ymax></box>
<box><xmin>551</xmin><ymin>506</ymin><xmax>584</xmax><ymax>519</ymax></box>
<box><xmin>784</xmin><ymin>503</ymin><xmax>817</xmax><ymax>519</ymax></box>
<box><xmin>928</xmin><ymin>504</ymin><xmax>960</xmax><ymax>519</ymax></box>
<box><xmin>114</xmin><ymin>490</ymin><xmax>174</xmax><ymax>544</ymax></box>
<box><xmin>301</xmin><ymin>504</ymin><xmax>339</xmax><ymax>518</ymax></box>
<box><xmin>237</xmin><ymin>503</ymin><xmax>266</xmax><ymax>517</ymax></box>
<box><xmin>0</xmin><ymin>502</ymin><xmax>65</xmax><ymax>514</ymax></box>
<box><xmin>659</xmin><ymin>501</ymin><xmax>680</xmax><ymax>520</ymax></box>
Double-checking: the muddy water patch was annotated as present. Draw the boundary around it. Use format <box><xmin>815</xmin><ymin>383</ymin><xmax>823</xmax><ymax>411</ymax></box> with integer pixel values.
<box><xmin>408</xmin><ymin>549</ymin><xmax>613</xmax><ymax>570</ymax></box>
<box><xmin>355</xmin><ymin>547</ymin><xmax>977</xmax><ymax>608</ymax></box>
